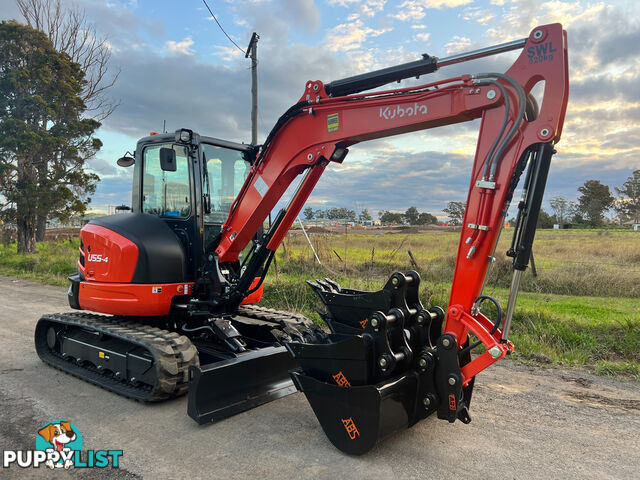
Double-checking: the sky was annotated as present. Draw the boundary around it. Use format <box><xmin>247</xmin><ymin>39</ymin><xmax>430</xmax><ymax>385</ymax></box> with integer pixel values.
<box><xmin>1</xmin><ymin>0</ymin><xmax>638</xmax><ymax>219</ymax></box>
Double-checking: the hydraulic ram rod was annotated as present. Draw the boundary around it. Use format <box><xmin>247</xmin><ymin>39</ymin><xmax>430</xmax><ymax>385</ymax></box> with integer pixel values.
<box><xmin>437</xmin><ymin>38</ymin><xmax>527</xmax><ymax>68</ymax></box>
<box><xmin>325</xmin><ymin>37</ymin><xmax>527</xmax><ymax>97</ymax></box>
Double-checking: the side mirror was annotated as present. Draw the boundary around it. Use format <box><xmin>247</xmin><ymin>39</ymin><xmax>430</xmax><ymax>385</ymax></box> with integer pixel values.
<box><xmin>160</xmin><ymin>147</ymin><xmax>177</xmax><ymax>172</ymax></box>
<box><xmin>117</xmin><ymin>156</ymin><xmax>135</xmax><ymax>167</ymax></box>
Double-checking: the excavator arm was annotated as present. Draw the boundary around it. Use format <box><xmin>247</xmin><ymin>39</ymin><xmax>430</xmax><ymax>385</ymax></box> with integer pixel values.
<box><xmin>206</xmin><ymin>24</ymin><xmax>568</xmax><ymax>454</ymax></box>
<box><xmin>216</xmin><ymin>23</ymin><xmax>566</xmax><ymax>347</ymax></box>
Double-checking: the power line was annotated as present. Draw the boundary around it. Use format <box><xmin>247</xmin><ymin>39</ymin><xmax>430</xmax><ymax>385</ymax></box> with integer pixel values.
<box><xmin>201</xmin><ymin>0</ymin><xmax>246</xmax><ymax>55</ymax></box>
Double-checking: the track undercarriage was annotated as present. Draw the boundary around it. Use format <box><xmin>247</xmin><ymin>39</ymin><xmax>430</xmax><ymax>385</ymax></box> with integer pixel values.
<box><xmin>35</xmin><ymin>305</ymin><xmax>324</xmax><ymax>409</ymax></box>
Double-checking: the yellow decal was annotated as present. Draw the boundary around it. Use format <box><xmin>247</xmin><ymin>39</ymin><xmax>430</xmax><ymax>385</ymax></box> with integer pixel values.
<box><xmin>327</xmin><ymin>113</ymin><xmax>339</xmax><ymax>133</ymax></box>
<box><xmin>98</xmin><ymin>351</ymin><xmax>105</xmax><ymax>359</ymax></box>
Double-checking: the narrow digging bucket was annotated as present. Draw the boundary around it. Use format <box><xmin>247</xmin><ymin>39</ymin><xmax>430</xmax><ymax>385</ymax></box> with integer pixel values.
<box><xmin>307</xmin><ymin>281</ymin><xmax>393</xmax><ymax>333</ymax></box>
<box><xmin>291</xmin><ymin>370</ymin><xmax>420</xmax><ymax>455</ymax></box>
<box><xmin>187</xmin><ymin>346</ymin><xmax>298</xmax><ymax>424</ymax></box>
<box><xmin>285</xmin><ymin>334</ymin><xmax>377</xmax><ymax>386</ymax></box>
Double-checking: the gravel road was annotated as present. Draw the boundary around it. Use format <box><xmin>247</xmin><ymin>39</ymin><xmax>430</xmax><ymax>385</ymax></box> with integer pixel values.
<box><xmin>1</xmin><ymin>276</ymin><xmax>638</xmax><ymax>479</ymax></box>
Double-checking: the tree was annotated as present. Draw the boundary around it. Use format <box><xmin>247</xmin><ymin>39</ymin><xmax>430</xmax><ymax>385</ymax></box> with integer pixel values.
<box><xmin>577</xmin><ymin>180</ymin><xmax>614</xmax><ymax>226</ymax></box>
<box><xmin>303</xmin><ymin>206</ymin><xmax>314</xmax><ymax>220</ymax></box>
<box><xmin>614</xmin><ymin>169</ymin><xmax>640</xmax><ymax>224</ymax></box>
<box><xmin>549</xmin><ymin>196</ymin><xmax>570</xmax><ymax>225</ymax></box>
<box><xmin>404</xmin><ymin>206</ymin><xmax>419</xmax><ymax>225</ymax></box>
<box><xmin>0</xmin><ymin>21</ymin><xmax>101</xmax><ymax>253</ymax></box>
<box><xmin>17</xmin><ymin>0</ymin><xmax>119</xmax><ymax>239</ymax></box>
<box><xmin>17</xmin><ymin>0</ymin><xmax>119</xmax><ymax>121</ymax></box>
<box><xmin>379</xmin><ymin>211</ymin><xmax>405</xmax><ymax>225</ymax></box>
<box><xmin>536</xmin><ymin>209</ymin><xmax>554</xmax><ymax>229</ymax></box>
<box><xmin>417</xmin><ymin>212</ymin><xmax>437</xmax><ymax>225</ymax></box>
<box><xmin>443</xmin><ymin>201</ymin><xmax>466</xmax><ymax>225</ymax></box>
<box><xmin>358</xmin><ymin>209</ymin><xmax>372</xmax><ymax>224</ymax></box>
<box><xmin>314</xmin><ymin>209</ymin><xmax>324</xmax><ymax>219</ymax></box>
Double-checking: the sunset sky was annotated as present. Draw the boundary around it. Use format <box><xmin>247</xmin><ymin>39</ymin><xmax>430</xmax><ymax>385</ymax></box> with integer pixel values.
<box><xmin>1</xmin><ymin>0</ymin><xmax>638</xmax><ymax>219</ymax></box>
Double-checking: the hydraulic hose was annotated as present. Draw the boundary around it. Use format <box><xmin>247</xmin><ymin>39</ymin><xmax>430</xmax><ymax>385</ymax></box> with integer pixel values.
<box><xmin>458</xmin><ymin>295</ymin><xmax>503</xmax><ymax>357</ymax></box>
<box><xmin>473</xmin><ymin>73</ymin><xmax>526</xmax><ymax>181</ymax></box>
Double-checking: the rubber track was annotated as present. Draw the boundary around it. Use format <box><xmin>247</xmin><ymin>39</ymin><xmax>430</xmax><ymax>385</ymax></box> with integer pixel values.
<box><xmin>35</xmin><ymin>312</ymin><xmax>199</xmax><ymax>402</ymax></box>
<box><xmin>236</xmin><ymin>305</ymin><xmax>326</xmax><ymax>342</ymax></box>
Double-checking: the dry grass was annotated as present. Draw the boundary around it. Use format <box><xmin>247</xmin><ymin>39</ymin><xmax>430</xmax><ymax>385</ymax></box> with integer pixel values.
<box><xmin>278</xmin><ymin>228</ymin><xmax>640</xmax><ymax>298</ymax></box>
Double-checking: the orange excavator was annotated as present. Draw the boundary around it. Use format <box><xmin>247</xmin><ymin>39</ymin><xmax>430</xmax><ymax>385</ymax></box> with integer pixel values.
<box><xmin>36</xmin><ymin>24</ymin><xmax>568</xmax><ymax>454</ymax></box>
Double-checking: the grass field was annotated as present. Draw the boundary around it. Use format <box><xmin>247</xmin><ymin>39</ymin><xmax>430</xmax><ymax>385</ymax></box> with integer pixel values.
<box><xmin>1</xmin><ymin>228</ymin><xmax>638</xmax><ymax>379</ymax></box>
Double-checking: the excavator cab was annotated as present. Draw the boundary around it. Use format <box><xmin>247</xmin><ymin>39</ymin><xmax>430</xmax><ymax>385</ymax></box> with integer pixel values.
<box><xmin>128</xmin><ymin>130</ymin><xmax>254</xmax><ymax>284</ymax></box>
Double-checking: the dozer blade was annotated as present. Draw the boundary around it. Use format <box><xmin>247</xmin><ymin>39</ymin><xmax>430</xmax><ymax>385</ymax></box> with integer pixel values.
<box><xmin>187</xmin><ymin>346</ymin><xmax>298</xmax><ymax>424</ymax></box>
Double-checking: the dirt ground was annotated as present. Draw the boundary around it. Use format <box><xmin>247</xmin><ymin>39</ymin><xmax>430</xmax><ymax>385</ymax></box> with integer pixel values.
<box><xmin>0</xmin><ymin>276</ymin><xmax>638</xmax><ymax>479</ymax></box>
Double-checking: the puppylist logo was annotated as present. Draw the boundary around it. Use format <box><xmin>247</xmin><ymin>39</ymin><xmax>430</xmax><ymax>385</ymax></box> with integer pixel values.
<box><xmin>3</xmin><ymin>420</ymin><xmax>123</xmax><ymax>470</ymax></box>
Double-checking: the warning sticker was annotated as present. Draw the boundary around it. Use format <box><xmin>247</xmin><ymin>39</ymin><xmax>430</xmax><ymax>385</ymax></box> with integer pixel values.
<box><xmin>327</xmin><ymin>113</ymin><xmax>339</xmax><ymax>132</ymax></box>
<box><xmin>152</xmin><ymin>286</ymin><xmax>162</xmax><ymax>294</ymax></box>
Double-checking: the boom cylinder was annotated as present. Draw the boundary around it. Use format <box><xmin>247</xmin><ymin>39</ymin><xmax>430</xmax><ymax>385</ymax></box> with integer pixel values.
<box><xmin>324</xmin><ymin>37</ymin><xmax>527</xmax><ymax>97</ymax></box>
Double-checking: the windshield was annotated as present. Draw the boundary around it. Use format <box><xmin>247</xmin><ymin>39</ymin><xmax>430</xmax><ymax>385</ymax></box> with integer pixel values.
<box><xmin>202</xmin><ymin>144</ymin><xmax>250</xmax><ymax>224</ymax></box>
<box><xmin>142</xmin><ymin>144</ymin><xmax>191</xmax><ymax>217</ymax></box>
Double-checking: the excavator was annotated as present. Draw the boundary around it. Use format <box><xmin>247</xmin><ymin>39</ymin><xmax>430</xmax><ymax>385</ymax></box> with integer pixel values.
<box><xmin>35</xmin><ymin>24</ymin><xmax>568</xmax><ymax>455</ymax></box>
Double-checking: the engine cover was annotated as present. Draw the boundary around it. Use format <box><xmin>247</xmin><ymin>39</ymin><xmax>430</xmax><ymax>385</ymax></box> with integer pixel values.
<box><xmin>83</xmin><ymin>213</ymin><xmax>186</xmax><ymax>284</ymax></box>
<box><xmin>72</xmin><ymin>213</ymin><xmax>189</xmax><ymax>316</ymax></box>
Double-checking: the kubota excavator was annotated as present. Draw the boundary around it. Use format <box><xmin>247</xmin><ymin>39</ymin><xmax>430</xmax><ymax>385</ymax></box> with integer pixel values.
<box><xmin>36</xmin><ymin>24</ymin><xmax>568</xmax><ymax>455</ymax></box>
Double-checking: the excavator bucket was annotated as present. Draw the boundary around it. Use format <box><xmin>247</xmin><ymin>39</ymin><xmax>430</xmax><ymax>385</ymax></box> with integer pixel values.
<box><xmin>290</xmin><ymin>370</ymin><xmax>422</xmax><ymax>456</ymax></box>
<box><xmin>288</xmin><ymin>271</ymin><xmax>474</xmax><ymax>455</ymax></box>
<box><xmin>187</xmin><ymin>346</ymin><xmax>298</xmax><ymax>424</ymax></box>
<box><xmin>307</xmin><ymin>271</ymin><xmax>420</xmax><ymax>334</ymax></box>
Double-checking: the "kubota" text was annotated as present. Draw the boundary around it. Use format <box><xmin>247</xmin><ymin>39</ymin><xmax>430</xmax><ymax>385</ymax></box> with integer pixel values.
<box><xmin>380</xmin><ymin>103</ymin><xmax>427</xmax><ymax>120</ymax></box>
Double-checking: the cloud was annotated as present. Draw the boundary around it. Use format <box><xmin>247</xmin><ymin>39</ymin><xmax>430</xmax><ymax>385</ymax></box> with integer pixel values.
<box><xmin>328</xmin><ymin>0</ymin><xmax>364</xmax><ymax>6</ymax></box>
<box><xmin>325</xmin><ymin>19</ymin><xmax>392</xmax><ymax>52</ymax></box>
<box><xmin>280</xmin><ymin>0</ymin><xmax>321</xmax><ymax>33</ymax></box>
<box><xmin>214</xmin><ymin>45</ymin><xmax>244</xmax><ymax>61</ymax></box>
<box><xmin>461</xmin><ymin>7</ymin><xmax>495</xmax><ymax>25</ymax></box>
<box><xmin>307</xmin><ymin>148</ymin><xmax>474</xmax><ymax>214</ymax></box>
<box><xmin>415</xmin><ymin>32</ymin><xmax>431</xmax><ymax>43</ymax></box>
<box><xmin>361</xmin><ymin>0</ymin><xmax>386</xmax><ymax>17</ymax></box>
<box><xmin>444</xmin><ymin>35</ymin><xmax>471</xmax><ymax>54</ymax></box>
<box><xmin>165</xmin><ymin>37</ymin><xmax>195</xmax><ymax>56</ymax></box>
<box><xmin>424</xmin><ymin>0</ymin><xmax>473</xmax><ymax>8</ymax></box>
<box><xmin>394</xmin><ymin>1</ymin><xmax>428</xmax><ymax>21</ymax></box>
<box><xmin>394</xmin><ymin>0</ymin><xmax>473</xmax><ymax>22</ymax></box>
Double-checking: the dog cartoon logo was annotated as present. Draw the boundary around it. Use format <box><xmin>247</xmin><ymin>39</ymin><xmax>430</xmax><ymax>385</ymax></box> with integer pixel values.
<box><xmin>36</xmin><ymin>421</ymin><xmax>83</xmax><ymax>469</ymax></box>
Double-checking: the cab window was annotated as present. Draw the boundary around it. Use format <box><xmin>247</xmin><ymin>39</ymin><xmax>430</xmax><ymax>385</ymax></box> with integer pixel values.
<box><xmin>142</xmin><ymin>144</ymin><xmax>191</xmax><ymax>217</ymax></box>
<box><xmin>202</xmin><ymin>144</ymin><xmax>250</xmax><ymax>224</ymax></box>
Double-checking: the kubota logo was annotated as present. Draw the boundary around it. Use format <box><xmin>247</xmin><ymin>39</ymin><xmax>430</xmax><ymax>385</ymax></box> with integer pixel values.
<box><xmin>341</xmin><ymin>418</ymin><xmax>360</xmax><ymax>440</ymax></box>
<box><xmin>380</xmin><ymin>102</ymin><xmax>427</xmax><ymax>120</ymax></box>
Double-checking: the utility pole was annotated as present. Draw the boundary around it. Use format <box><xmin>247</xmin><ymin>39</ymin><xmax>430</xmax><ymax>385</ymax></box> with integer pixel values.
<box><xmin>246</xmin><ymin>32</ymin><xmax>259</xmax><ymax>145</ymax></box>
